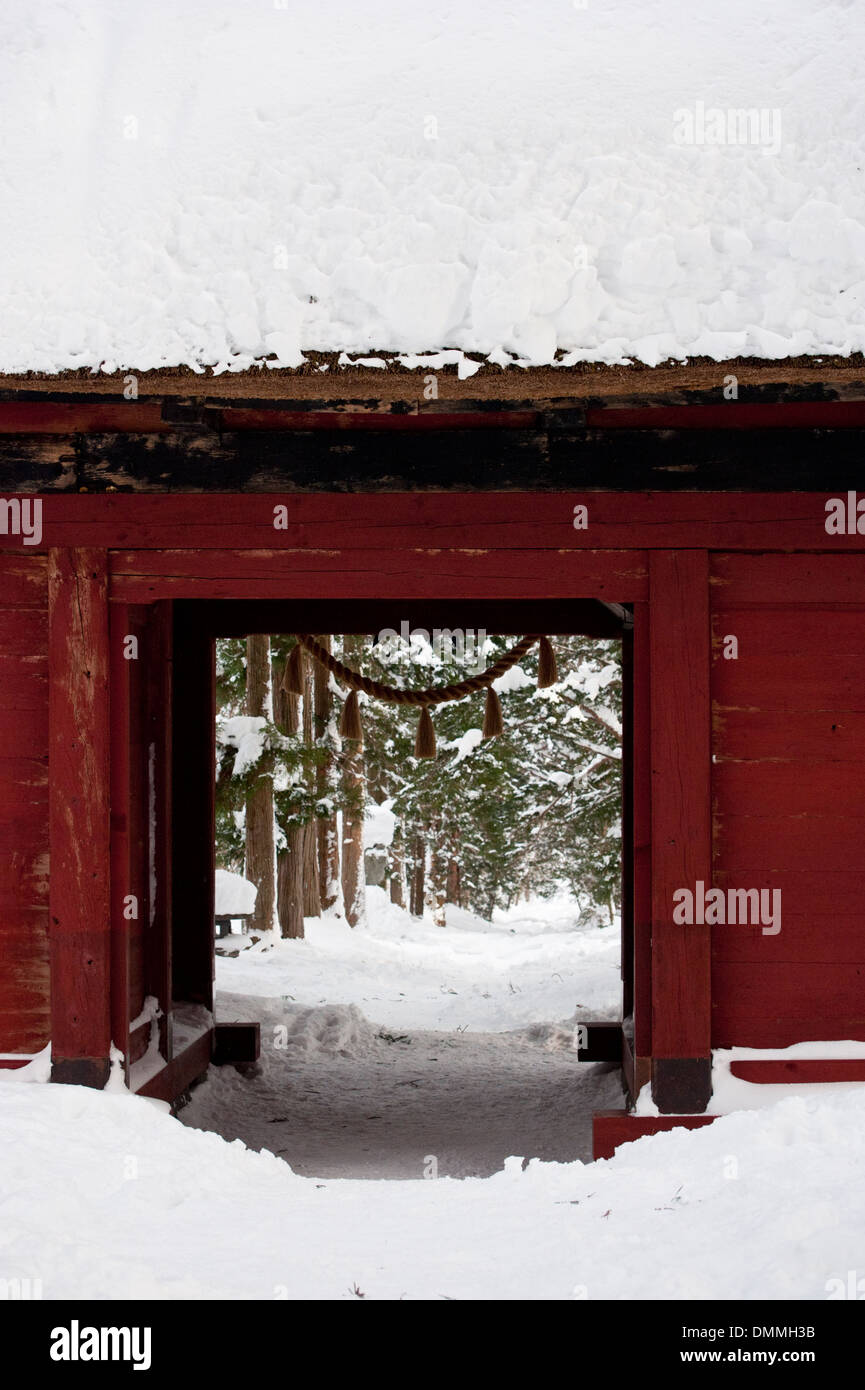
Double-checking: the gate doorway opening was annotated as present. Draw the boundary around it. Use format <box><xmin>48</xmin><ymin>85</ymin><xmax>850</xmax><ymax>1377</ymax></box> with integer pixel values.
<box><xmin>163</xmin><ymin>599</ymin><xmax>635</xmax><ymax>1174</ymax></box>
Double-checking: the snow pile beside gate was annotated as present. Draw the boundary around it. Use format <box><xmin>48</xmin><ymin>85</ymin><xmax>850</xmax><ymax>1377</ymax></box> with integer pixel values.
<box><xmin>214</xmin><ymin>869</ymin><xmax>257</xmax><ymax>919</ymax></box>
<box><xmin>2</xmin><ymin>1076</ymin><xmax>865</xmax><ymax>1299</ymax></box>
<box><xmin>272</xmin><ymin>1003</ymin><xmax>379</xmax><ymax>1059</ymax></box>
<box><xmin>1</xmin><ymin>0</ymin><xmax>864</xmax><ymax>371</ymax></box>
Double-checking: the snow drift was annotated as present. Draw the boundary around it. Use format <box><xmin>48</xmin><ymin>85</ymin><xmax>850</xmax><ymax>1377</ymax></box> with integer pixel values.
<box><xmin>3</xmin><ymin>1073</ymin><xmax>865</xmax><ymax>1299</ymax></box>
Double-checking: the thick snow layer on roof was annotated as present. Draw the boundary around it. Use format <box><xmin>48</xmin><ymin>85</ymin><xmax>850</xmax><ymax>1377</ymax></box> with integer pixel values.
<box><xmin>2</xmin><ymin>0</ymin><xmax>864</xmax><ymax>373</ymax></box>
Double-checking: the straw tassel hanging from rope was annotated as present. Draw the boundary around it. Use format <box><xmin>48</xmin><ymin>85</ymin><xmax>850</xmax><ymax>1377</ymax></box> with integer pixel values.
<box><xmin>415</xmin><ymin>706</ymin><xmax>437</xmax><ymax>759</ymax></box>
<box><xmin>482</xmin><ymin>686</ymin><xmax>503</xmax><ymax>741</ymax></box>
<box><xmin>290</xmin><ymin>633</ymin><xmax>558</xmax><ymax>762</ymax></box>
<box><xmin>281</xmin><ymin>641</ymin><xmax>305</xmax><ymax>697</ymax></box>
<box><xmin>537</xmin><ymin>635</ymin><xmax>558</xmax><ymax>688</ymax></box>
<box><xmin>339</xmin><ymin>688</ymin><xmax>364</xmax><ymax>744</ymax></box>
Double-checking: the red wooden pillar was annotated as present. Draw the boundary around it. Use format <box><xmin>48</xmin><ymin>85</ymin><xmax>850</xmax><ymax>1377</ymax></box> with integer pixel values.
<box><xmin>629</xmin><ymin>601</ymin><xmax>653</xmax><ymax>1097</ymax></box>
<box><xmin>143</xmin><ymin>601</ymin><xmax>174</xmax><ymax>1059</ymax></box>
<box><xmin>109</xmin><ymin>601</ymin><xmax>132</xmax><ymax>1077</ymax></box>
<box><xmin>49</xmin><ymin>548</ymin><xmax>111</xmax><ymax>1087</ymax></box>
<box><xmin>649</xmin><ymin>550</ymin><xmax>712</xmax><ymax>1112</ymax></box>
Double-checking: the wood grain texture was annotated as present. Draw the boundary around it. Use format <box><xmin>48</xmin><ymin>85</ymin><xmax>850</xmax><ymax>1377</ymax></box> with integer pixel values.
<box><xmin>713</xmin><ymin>759</ymin><xmax>865</xmax><ymax>816</ymax></box>
<box><xmin>0</xmin><ymin>556</ymin><xmax>49</xmax><ymax>1052</ymax></box>
<box><xmin>711</xmin><ymin>562</ymin><xmax>865</xmax><ymax>1044</ymax></box>
<box><xmin>0</xmin><ymin>553</ymin><xmax>49</xmax><ymax>605</ymax></box>
<box><xmin>713</xmin><ymin>963</ymin><xmax>865</xmax><ymax>1047</ymax></box>
<box><xmin>712</xmin><ymin>552</ymin><xmax>865</xmax><ymax>608</ymax></box>
<box><xmin>48</xmin><ymin>548</ymin><xmax>111</xmax><ymax>1077</ymax></box>
<box><xmin>3</xmin><ymin>491</ymin><xmax>865</xmax><ymax>549</ymax></box>
<box><xmin>713</xmin><ymin>709</ymin><xmax>865</xmax><ymax>762</ymax></box>
<box><xmin>711</xmin><ymin>871</ymin><xmax>865</xmax><ymax>965</ymax></box>
<box><xmin>108</xmin><ymin>548</ymin><xmax>647</xmax><ymax>603</ymax></box>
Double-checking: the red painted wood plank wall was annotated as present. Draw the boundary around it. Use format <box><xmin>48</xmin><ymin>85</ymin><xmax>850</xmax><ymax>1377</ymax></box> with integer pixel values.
<box><xmin>0</xmin><ymin>556</ymin><xmax>49</xmax><ymax>1052</ymax></box>
<box><xmin>711</xmin><ymin>553</ymin><xmax>865</xmax><ymax>1047</ymax></box>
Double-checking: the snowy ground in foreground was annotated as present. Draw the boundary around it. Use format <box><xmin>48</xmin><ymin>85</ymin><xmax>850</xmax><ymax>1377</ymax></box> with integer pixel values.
<box><xmin>4</xmin><ymin>1070</ymin><xmax>865</xmax><ymax>1300</ymax></box>
<box><xmin>184</xmin><ymin>890</ymin><xmax>622</xmax><ymax>1176</ymax></box>
<box><xmin>6</xmin><ymin>890</ymin><xmax>862</xmax><ymax>1298</ymax></box>
<box><xmin>215</xmin><ymin>887</ymin><xmax>621</xmax><ymax>1033</ymax></box>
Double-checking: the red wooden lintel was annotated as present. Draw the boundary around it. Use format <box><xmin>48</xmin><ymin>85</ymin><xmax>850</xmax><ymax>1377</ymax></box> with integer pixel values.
<box><xmin>1</xmin><ymin>493</ymin><xmax>863</xmax><ymax>555</ymax></box>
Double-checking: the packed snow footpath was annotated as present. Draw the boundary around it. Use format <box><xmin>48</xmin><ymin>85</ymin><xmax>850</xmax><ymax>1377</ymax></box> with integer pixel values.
<box><xmin>182</xmin><ymin>889</ymin><xmax>622</xmax><ymax>1178</ymax></box>
<box><xmin>3</xmin><ymin>889</ymin><xmax>865</xmax><ymax>1298</ymax></box>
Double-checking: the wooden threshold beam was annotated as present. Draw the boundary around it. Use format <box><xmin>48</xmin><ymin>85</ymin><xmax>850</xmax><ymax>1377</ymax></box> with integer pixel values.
<box><xmin>593</xmin><ymin>1110</ymin><xmax>717</xmax><ymax>1160</ymax></box>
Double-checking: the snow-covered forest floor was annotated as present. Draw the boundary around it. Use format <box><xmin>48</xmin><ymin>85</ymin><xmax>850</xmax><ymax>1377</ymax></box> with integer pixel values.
<box><xmin>213</xmin><ymin>887</ymin><xmax>620</xmax><ymax>1032</ymax></box>
<box><xmin>180</xmin><ymin>888</ymin><xmax>622</xmax><ymax>1176</ymax></box>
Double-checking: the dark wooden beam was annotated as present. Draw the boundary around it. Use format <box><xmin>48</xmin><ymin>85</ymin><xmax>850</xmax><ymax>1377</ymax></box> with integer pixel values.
<box><xmin>213</xmin><ymin>1022</ymin><xmax>261</xmax><ymax>1066</ymax></box>
<box><xmin>170</xmin><ymin>598</ymin><xmax>629</xmax><ymax>640</ymax></box>
<box><xmin>575</xmin><ymin>1022</ymin><xmax>622</xmax><ymax>1063</ymax></box>
<box><xmin>2</xmin><ymin>423</ymin><xmax>865</xmax><ymax>492</ymax></box>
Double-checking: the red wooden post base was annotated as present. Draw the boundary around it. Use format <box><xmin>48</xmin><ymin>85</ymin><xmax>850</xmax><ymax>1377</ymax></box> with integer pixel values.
<box><xmin>50</xmin><ymin>1057</ymin><xmax>111</xmax><ymax>1088</ymax></box>
<box><xmin>652</xmin><ymin>1057</ymin><xmax>713</xmax><ymax>1113</ymax></box>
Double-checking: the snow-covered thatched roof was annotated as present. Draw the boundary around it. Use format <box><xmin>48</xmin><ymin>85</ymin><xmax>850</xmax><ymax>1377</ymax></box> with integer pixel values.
<box><xmin>2</xmin><ymin>0</ymin><xmax>864</xmax><ymax>376</ymax></box>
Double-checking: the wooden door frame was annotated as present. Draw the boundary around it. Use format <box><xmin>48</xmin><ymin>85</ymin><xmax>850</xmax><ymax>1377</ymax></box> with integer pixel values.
<box><xmin>50</xmin><ymin>526</ymin><xmax>714</xmax><ymax>1111</ymax></box>
<box><xmin>160</xmin><ymin>596</ymin><xmax>645</xmax><ymax>1061</ymax></box>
